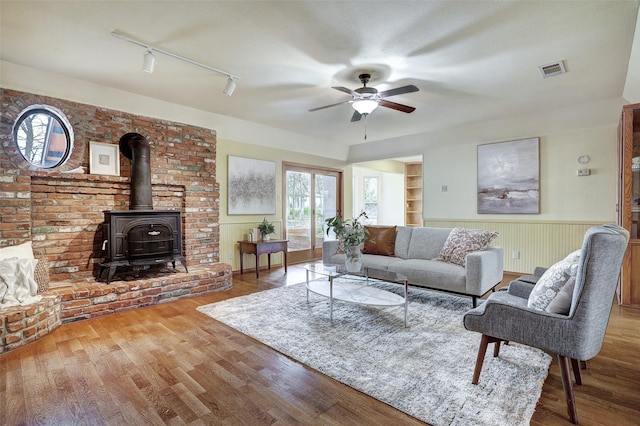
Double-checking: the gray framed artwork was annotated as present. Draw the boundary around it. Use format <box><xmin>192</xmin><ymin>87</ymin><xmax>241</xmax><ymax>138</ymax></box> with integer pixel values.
<box><xmin>228</xmin><ymin>156</ymin><xmax>276</xmax><ymax>215</ymax></box>
<box><xmin>477</xmin><ymin>137</ymin><xmax>540</xmax><ymax>214</ymax></box>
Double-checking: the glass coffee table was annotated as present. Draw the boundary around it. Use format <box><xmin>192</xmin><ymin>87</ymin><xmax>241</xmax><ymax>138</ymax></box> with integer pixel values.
<box><xmin>304</xmin><ymin>263</ymin><xmax>409</xmax><ymax>327</ymax></box>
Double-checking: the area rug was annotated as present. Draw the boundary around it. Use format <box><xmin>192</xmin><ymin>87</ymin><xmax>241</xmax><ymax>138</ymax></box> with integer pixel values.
<box><xmin>197</xmin><ymin>277</ymin><xmax>551</xmax><ymax>426</ymax></box>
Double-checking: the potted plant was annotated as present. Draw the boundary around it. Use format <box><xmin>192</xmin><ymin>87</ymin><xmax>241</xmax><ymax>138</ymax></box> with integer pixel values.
<box><xmin>257</xmin><ymin>218</ymin><xmax>276</xmax><ymax>241</ymax></box>
<box><xmin>325</xmin><ymin>211</ymin><xmax>369</xmax><ymax>271</ymax></box>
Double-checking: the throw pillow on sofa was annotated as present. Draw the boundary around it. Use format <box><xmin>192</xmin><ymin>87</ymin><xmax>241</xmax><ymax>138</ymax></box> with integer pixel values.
<box><xmin>434</xmin><ymin>228</ymin><xmax>499</xmax><ymax>266</ymax></box>
<box><xmin>527</xmin><ymin>250</ymin><xmax>580</xmax><ymax>312</ymax></box>
<box><xmin>363</xmin><ymin>226</ymin><xmax>396</xmax><ymax>256</ymax></box>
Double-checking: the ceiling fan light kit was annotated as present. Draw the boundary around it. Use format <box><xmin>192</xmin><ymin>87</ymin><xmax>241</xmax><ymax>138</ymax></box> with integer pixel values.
<box><xmin>352</xmin><ymin>99</ymin><xmax>379</xmax><ymax>115</ymax></box>
<box><xmin>111</xmin><ymin>31</ymin><xmax>240</xmax><ymax>96</ymax></box>
<box><xmin>310</xmin><ymin>73</ymin><xmax>419</xmax><ymax>138</ymax></box>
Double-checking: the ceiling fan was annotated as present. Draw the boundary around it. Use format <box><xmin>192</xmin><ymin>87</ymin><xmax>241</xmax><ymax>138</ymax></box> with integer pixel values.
<box><xmin>309</xmin><ymin>73</ymin><xmax>419</xmax><ymax>122</ymax></box>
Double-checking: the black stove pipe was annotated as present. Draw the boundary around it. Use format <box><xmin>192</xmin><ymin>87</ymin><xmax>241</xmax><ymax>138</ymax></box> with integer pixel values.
<box><xmin>119</xmin><ymin>133</ymin><xmax>153</xmax><ymax>210</ymax></box>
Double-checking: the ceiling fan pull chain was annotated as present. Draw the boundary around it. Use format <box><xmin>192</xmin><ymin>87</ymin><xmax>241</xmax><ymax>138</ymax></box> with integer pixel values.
<box><xmin>364</xmin><ymin>114</ymin><xmax>368</xmax><ymax>140</ymax></box>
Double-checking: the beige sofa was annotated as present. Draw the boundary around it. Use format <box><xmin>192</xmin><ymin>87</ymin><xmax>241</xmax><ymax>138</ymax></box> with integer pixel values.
<box><xmin>323</xmin><ymin>226</ymin><xmax>504</xmax><ymax>307</ymax></box>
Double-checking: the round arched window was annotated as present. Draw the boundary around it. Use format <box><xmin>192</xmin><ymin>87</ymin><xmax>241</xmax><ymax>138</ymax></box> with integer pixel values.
<box><xmin>12</xmin><ymin>105</ymin><xmax>74</xmax><ymax>168</ymax></box>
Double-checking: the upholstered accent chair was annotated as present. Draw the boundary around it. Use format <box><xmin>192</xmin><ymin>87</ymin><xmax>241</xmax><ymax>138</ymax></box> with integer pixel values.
<box><xmin>463</xmin><ymin>225</ymin><xmax>629</xmax><ymax>424</ymax></box>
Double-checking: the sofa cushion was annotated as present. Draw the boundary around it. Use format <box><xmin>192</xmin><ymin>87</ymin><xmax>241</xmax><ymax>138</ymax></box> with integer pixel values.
<box><xmin>434</xmin><ymin>228</ymin><xmax>499</xmax><ymax>266</ymax></box>
<box><xmin>327</xmin><ymin>253</ymin><xmax>399</xmax><ymax>271</ymax></box>
<box><xmin>363</xmin><ymin>226</ymin><xmax>396</xmax><ymax>256</ymax></box>
<box><xmin>394</xmin><ymin>226</ymin><xmax>414</xmax><ymax>259</ymax></box>
<box><xmin>388</xmin><ymin>258</ymin><xmax>467</xmax><ymax>293</ymax></box>
<box><xmin>527</xmin><ymin>250</ymin><xmax>580</xmax><ymax>312</ymax></box>
<box><xmin>407</xmin><ymin>227</ymin><xmax>453</xmax><ymax>260</ymax></box>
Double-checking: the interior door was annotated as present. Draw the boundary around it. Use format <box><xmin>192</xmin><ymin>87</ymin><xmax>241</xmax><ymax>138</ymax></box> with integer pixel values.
<box><xmin>284</xmin><ymin>163</ymin><xmax>341</xmax><ymax>264</ymax></box>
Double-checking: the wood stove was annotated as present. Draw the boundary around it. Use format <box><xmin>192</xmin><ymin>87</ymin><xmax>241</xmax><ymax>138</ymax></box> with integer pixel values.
<box><xmin>100</xmin><ymin>210</ymin><xmax>187</xmax><ymax>283</ymax></box>
<box><xmin>99</xmin><ymin>132</ymin><xmax>187</xmax><ymax>283</ymax></box>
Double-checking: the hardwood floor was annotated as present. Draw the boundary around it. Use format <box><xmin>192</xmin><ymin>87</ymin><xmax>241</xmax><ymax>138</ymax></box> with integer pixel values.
<box><xmin>1</xmin><ymin>263</ymin><xmax>639</xmax><ymax>425</ymax></box>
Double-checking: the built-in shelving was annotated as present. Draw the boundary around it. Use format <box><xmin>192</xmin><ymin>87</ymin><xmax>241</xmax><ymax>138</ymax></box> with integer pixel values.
<box><xmin>618</xmin><ymin>102</ymin><xmax>640</xmax><ymax>307</ymax></box>
<box><xmin>405</xmin><ymin>162</ymin><xmax>423</xmax><ymax>227</ymax></box>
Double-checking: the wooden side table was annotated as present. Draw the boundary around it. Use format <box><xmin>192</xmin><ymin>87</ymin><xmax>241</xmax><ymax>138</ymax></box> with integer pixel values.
<box><xmin>237</xmin><ymin>239</ymin><xmax>288</xmax><ymax>278</ymax></box>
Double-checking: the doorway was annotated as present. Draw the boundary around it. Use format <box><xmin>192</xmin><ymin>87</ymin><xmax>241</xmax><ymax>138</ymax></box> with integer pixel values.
<box><xmin>284</xmin><ymin>163</ymin><xmax>342</xmax><ymax>264</ymax></box>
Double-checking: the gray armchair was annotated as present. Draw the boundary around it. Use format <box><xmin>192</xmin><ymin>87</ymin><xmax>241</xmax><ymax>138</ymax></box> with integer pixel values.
<box><xmin>463</xmin><ymin>225</ymin><xmax>629</xmax><ymax>424</ymax></box>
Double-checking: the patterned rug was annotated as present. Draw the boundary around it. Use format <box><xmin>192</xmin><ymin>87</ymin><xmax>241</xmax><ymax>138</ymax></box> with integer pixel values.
<box><xmin>197</xmin><ymin>277</ymin><xmax>551</xmax><ymax>426</ymax></box>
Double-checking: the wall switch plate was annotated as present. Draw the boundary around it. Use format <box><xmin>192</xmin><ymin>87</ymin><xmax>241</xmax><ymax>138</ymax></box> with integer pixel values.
<box><xmin>512</xmin><ymin>250</ymin><xmax>520</xmax><ymax>259</ymax></box>
<box><xmin>577</xmin><ymin>169</ymin><xmax>591</xmax><ymax>176</ymax></box>
<box><xmin>440</xmin><ymin>185</ymin><xmax>448</xmax><ymax>192</ymax></box>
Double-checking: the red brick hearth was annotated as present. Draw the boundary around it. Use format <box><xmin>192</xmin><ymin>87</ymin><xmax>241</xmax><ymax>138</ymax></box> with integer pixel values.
<box><xmin>1</xmin><ymin>264</ymin><xmax>232</xmax><ymax>353</ymax></box>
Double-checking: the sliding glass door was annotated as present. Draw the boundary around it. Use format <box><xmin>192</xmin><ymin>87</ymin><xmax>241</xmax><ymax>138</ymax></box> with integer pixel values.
<box><xmin>284</xmin><ymin>163</ymin><xmax>341</xmax><ymax>264</ymax></box>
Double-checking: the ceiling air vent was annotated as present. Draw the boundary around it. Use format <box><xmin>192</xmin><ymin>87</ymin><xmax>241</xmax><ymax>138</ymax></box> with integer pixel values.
<box><xmin>539</xmin><ymin>61</ymin><xmax>566</xmax><ymax>78</ymax></box>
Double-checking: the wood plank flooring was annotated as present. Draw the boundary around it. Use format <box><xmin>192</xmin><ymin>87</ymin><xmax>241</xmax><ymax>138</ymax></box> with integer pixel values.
<box><xmin>1</xmin><ymin>263</ymin><xmax>640</xmax><ymax>425</ymax></box>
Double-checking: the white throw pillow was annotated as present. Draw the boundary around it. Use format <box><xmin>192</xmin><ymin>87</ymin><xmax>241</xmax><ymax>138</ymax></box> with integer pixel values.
<box><xmin>0</xmin><ymin>241</ymin><xmax>34</xmax><ymax>260</ymax></box>
<box><xmin>527</xmin><ymin>250</ymin><xmax>580</xmax><ymax>311</ymax></box>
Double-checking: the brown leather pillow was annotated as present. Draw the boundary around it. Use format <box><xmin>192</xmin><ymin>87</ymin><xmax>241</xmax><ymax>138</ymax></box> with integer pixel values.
<box><xmin>363</xmin><ymin>226</ymin><xmax>397</xmax><ymax>256</ymax></box>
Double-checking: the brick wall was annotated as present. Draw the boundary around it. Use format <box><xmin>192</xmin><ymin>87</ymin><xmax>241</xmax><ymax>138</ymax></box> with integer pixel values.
<box><xmin>0</xmin><ymin>89</ymin><xmax>221</xmax><ymax>280</ymax></box>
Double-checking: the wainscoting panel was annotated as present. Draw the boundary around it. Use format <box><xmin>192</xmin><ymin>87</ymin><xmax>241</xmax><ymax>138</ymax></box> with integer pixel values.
<box><xmin>425</xmin><ymin>219</ymin><xmax>606</xmax><ymax>274</ymax></box>
<box><xmin>220</xmin><ymin>221</ymin><xmax>283</xmax><ymax>272</ymax></box>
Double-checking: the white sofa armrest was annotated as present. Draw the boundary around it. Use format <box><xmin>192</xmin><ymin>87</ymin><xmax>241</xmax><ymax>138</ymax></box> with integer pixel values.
<box><xmin>465</xmin><ymin>247</ymin><xmax>504</xmax><ymax>296</ymax></box>
<box><xmin>322</xmin><ymin>240</ymin><xmax>340</xmax><ymax>264</ymax></box>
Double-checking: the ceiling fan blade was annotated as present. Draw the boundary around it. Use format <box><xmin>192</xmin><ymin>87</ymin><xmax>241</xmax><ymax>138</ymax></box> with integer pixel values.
<box><xmin>308</xmin><ymin>100</ymin><xmax>351</xmax><ymax>112</ymax></box>
<box><xmin>378</xmin><ymin>85</ymin><xmax>419</xmax><ymax>98</ymax></box>
<box><xmin>350</xmin><ymin>110</ymin><xmax>363</xmax><ymax>122</ymax></box>
<box><xmin>332</xmin><ymin>86</ymin><xmax>357</xmax><ymax>96</ymax></box>
<box><xmin>379</xmin><ymin>99</ymin><xmax>416</xmax><ymax>113</ymax></box>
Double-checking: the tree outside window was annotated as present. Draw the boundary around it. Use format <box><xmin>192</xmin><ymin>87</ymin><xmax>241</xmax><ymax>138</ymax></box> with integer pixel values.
<box><xmin>364</xmin><ymin>177</ymin><xmax>378</xmax><ymax>225</ymax></box>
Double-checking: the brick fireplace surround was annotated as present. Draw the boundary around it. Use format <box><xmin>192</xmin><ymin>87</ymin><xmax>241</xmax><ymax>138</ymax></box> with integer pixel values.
<box><xmin>0</xmin><ymin>89</ymin><xmax>232</xmax><ymax>353</ymax></box>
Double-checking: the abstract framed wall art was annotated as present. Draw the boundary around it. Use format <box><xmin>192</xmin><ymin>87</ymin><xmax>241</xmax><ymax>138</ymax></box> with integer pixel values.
<box><xmin>89</xmin><ymin>141</ymin><xmax>120</xmax><ymax>176</ymax></box>
<box><xmin>228</xmin><ymin>156</ymin><xmax>276</xmax><ymax>215</ymax></box>
<box><xmin>477</xmin><ymin>137</ymin><xmax>539</xmax><ymax>214</ymax></box>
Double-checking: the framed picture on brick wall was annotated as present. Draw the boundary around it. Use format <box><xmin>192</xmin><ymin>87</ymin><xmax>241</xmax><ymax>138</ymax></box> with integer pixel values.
<box><xmin>228</xmin><ymin>156</ymin><xmax>276</xmax><ymax>215</ymax></box>
<box><xmin>89</xmin><ymin>141</ymin><xmax>120</xmax><ymax>176</ymax></box>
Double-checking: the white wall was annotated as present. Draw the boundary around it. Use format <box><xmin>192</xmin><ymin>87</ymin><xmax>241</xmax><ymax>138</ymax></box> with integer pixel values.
<box><xmin>424</xmin><ymin>125</ymin><xmax>618</xmax><ymax>222</ymax></box>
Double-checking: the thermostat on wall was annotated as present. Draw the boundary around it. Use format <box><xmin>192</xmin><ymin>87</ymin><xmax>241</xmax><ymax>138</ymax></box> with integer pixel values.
<box><xmin>577</xmin><ymin>155</ymin><xmax>590</xmax><ymax>164</ymax></box>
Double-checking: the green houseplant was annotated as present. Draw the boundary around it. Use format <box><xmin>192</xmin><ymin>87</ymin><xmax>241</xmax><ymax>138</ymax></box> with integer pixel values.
<box><xmin>257</xmin><ymin>218</ymin><xmax>276</xmax><ymax>241</ymax></box>
<box><xmin>325</xmin><ymin>211</ymin><xmax>369</xmax><ymax>271</ymax></box>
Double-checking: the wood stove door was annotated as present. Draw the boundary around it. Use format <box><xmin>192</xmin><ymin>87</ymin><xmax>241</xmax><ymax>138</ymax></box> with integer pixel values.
<box><xmin>126</xmin><ymin>223</ymin><xmax>173</xmax><ymax>263</ymax></box>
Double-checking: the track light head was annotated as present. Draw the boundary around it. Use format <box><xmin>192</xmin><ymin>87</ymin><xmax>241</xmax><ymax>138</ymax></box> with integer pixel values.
<box><xmin>143</xmin><ymin>50</ymin><xmax>156</xmax><ymax>73</ymax></box>
<box><xmin>223</xmin><ymin>77</ymin><xmax>236</xmax><ymax>96</ymax></box>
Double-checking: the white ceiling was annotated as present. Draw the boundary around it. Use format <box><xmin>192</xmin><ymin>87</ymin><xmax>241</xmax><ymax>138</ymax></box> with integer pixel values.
<box><xmin>2</xmin><ymin>1</ymin><xmax>639</xmax><ymax>159</ymax></box>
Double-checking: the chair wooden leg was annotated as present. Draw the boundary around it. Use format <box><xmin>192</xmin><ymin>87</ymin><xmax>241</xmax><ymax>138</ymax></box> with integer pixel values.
<box><xmin>472</xmin><ymin>335</ymin><xmax>490</xmax><ymax>384</ymax></box>
<box><xmin>473</xmin><ymin>335</ymin><xmax>503</xmax><ymax>384</ymax></box>
<box><xmin>580</xmin><ymin>360</ymin><xmax>587</xmax><ymax>369</ymax></box>
<box><xmin>558</xmin><ymin>355</ymin><xmax>579</xmax><ymax>424</ymax></box>
<box><xmin>571</xmin><ymin>358</ymin><xmax>583</xmax><ymax>385</ymax></box>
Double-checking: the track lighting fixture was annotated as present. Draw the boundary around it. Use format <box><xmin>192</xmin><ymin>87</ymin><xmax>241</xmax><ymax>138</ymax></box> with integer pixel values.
<box><xmin>112</xmin><ymin>31</ymin><xmax>240</xmax><ymax>96</ymax></box>
<box><xmin>223</xmin><ymin>77</ymin><xmax>237</xmax><ymax>96</ymax></box>
<box><xmin>142</xmin><ymin>50</ymin><xmax>156</xmax><ymax>73</ymax></box>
